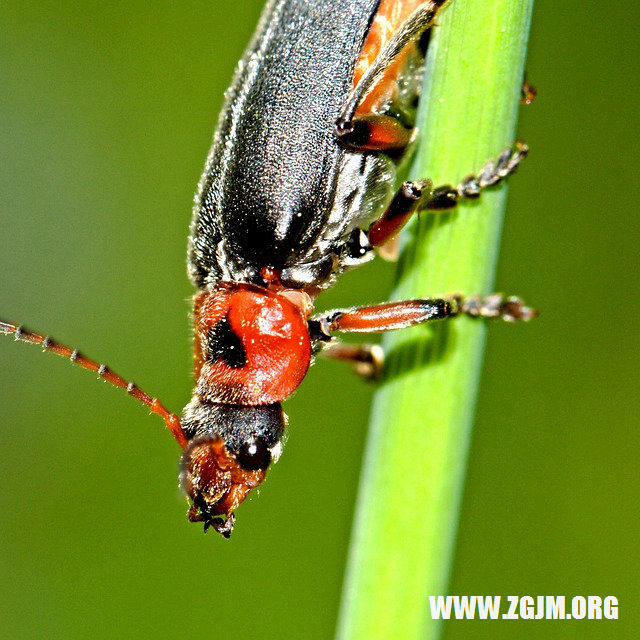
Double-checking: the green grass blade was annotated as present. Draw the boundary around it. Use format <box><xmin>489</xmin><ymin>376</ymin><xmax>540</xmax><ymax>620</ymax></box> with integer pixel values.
<box><xmin>336</xmin><ymin>1</ymin><xmax>535</xmax><ymax>638</ymax></box>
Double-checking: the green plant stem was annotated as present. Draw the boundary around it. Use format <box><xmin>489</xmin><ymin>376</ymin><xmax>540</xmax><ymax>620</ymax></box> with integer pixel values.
<box><xmin>336</xmin><ymin>1</ymin><xmax>534</xmax><ymax>639</ymax></box>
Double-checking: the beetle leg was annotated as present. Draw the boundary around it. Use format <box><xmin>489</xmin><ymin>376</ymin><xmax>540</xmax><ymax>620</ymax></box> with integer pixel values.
<box><xmin>337</xmin><ymin>1</ymin><xmax>446</xmax><ymax>152</ymax></box>
<box><xmin>313</xmin><ymin>293</ymin><xmax>536</xmax><ymax>336</ymax></box>
<box><xmin>366</xmin><ymin>142</ymin><xmax>528</xmax><ymax>248</ymax></box>
<box><xmin>321</xmin><ymin>342</ymin><xmax>384</xmax><ymax>381</ymax></box>
<box><xmin>425</xmin><ymin>141</ymin><xmax>529</xmax><ymax>210</ymax></box>
<box><xmin>335</xmin><ymin>114</ymin><xmax>413</xmax><ymax>153</ymax></box>
<box><xmin>368</xmin><ymin>178</ymin><xmax>432</xmax><ymax>248</ymax></box>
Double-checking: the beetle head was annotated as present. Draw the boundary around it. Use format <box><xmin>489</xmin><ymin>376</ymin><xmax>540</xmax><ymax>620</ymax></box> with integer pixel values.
<box><xmin>179</xmin><ymin>400</ymin><xmax>286</xmax><ymax>537</ymax></box>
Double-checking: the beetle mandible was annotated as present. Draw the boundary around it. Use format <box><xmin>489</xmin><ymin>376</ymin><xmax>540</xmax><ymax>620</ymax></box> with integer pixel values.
<box><xmin>1</xmin><ymin>0</ymin><xmax>534</xmax><ymax>537</ymax></box>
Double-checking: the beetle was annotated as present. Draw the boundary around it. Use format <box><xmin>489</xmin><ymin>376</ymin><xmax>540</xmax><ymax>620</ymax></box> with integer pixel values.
<box><xmin>1</xmin><ymin>0</ymin><xmax>534</xmax><ymax>537</ymax></box>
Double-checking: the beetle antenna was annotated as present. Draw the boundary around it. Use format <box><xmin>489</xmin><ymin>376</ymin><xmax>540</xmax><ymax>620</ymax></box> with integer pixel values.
<box><xmin>0</xmin><ymin>319</ymin><xmax>187</xmax><ymax>448</ymax></box>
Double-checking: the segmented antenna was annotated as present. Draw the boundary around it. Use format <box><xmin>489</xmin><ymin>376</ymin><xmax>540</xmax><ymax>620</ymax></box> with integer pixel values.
<box><xmin>0</xmin><ymin>320</ymin><xmax>187</xmax><ymax>448</ymax></box>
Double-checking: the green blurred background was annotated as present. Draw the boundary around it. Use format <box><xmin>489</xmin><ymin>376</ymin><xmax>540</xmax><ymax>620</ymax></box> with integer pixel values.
<box><xmin>1</xmin><ymin>1</ymin><xmax>638</xmax><ymax>638</ymax></box>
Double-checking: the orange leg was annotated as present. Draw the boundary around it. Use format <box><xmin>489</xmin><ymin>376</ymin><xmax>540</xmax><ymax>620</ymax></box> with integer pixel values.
<box><xmin>312</xmin><ymin>294</ymin><xmax>536</xmax><ymax>339</ymax></box>
<box><xmin>321</xmin><ymin>342</ymin><xmax>385</xmax><ymax>381</ymax></box>
<box><xmin>338</xmin><ymin>1</ymin><xmax>448</xmax><ymax>153</ymax></box>
<box><xmin>335</xmin><ymin>114</ymin><xmax>413</xmax><ymax>153</ymax></box>
<box><xmin>364</xmin><ymin>143</ymin><xmax>529</xmax><ymax>249</ymax></box>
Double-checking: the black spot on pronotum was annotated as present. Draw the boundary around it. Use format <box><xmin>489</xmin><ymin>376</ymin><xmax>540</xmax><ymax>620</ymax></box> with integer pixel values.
<box><xmin>207</xmin><ymin>315</ymin><xmax>247</xmax><ymax>368</ymax></box>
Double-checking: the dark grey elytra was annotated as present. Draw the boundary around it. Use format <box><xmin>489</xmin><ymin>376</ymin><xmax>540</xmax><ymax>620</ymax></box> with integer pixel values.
<box><xmin>189</xmin><ymin>0</ymin><xmax>388</xmax><ymax>289</ymax></box>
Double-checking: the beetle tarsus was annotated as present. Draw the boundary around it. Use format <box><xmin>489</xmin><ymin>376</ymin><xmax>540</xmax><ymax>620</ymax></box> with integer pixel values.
<box><xmin>455</xmin><ymin>293</ymin><xmax>538</xmax><ymax>322</ymax></box>
<box><xmin>426</xmin><ymin>141</ymin><xmax>529</xmax><ymax>210</ymax></box>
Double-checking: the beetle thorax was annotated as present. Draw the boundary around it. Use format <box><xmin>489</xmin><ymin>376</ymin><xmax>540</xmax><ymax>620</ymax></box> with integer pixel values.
<box><xmin>192</xmin><ymin>283</ymin><xmax>312</xmax><ymax>406</ymax></box>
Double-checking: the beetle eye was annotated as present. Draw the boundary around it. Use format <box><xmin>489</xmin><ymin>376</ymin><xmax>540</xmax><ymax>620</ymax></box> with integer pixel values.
<box><xmin>237</xmin><ymin>437</ymin><xmax>271</xmax><ymax>471</ymax></box>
